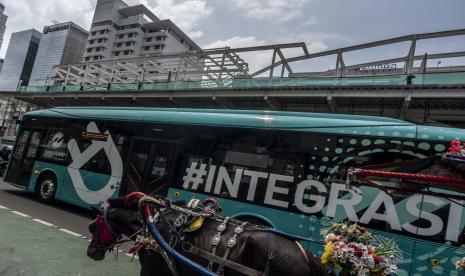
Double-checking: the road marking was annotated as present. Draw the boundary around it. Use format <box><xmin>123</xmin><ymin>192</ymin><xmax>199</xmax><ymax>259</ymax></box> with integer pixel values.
<box><xmin>32</xmin><ymin>218</ymin><xmax>55</xmax><ymax>227</ymax></box>
<box><xmin>126</xmin><ymin>253</ymin><xmax>139</xmax><ymax>260</ymax></box>
<box><xmin>2</xmin><ymin>205</ymin><xmax>136</xmax><ymax>258</ymax></box>
<box><xmin>11</xmin><ymin>210</ymin><xmax>31</xmax><ymax>218</ymax></box>
<box><xmin>59</xmin><ymin>228</ymin><xmax>82</xmax><ymax>237</ymax></box>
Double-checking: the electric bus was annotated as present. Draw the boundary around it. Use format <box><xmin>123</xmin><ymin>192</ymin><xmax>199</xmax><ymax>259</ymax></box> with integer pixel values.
<box><xmin>5</xmin><ymin>106</ymin><xmax>465</xmax><ymax>275</ymax></box>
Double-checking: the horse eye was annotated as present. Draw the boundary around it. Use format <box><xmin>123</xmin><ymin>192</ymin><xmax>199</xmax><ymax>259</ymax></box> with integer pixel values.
<box><xmin>89</xmin><ymin>222</ymin><xmax>97</xmax><ymax>233</ymax></box>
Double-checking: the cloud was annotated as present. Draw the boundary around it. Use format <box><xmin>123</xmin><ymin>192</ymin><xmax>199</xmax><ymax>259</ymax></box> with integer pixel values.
<box><xmin>229</xmin><ymin>0</ymin><xmax>310</xmax><ymax>22</ymax></box>
<box><xmin>203</xmin><ymin>35</ymin><xmax>266</xmax><ymax>49</ymax></box>
<box><xmin>302</xmin><ymin>17</ymin><xmax>317</xmax><ymax>26</ymax></box>
<box><xmin>129</xmin><ymin>0</ymin><xmax>213</xmax><ymax>39</ymax></box>
<box><xmin>0</xmin><ymin>0</ymin><xmax>94</xmax><ymax>57</ymax></box>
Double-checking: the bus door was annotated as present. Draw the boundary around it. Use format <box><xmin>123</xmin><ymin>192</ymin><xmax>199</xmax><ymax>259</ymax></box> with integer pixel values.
<box><xmin>123</xmin><ymin>138</ymin><xmax>177</xmax><ymax>197</ymax></box>
<box><xmin>5</xmin><ymin>129</ymin><xmax>43</xmax><ymax>187</ymax></box>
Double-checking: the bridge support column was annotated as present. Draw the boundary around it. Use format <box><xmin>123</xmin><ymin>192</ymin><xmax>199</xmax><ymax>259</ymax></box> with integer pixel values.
<box><xmin>327</xmin><ymin>96</ymin><xmax>337</xmax><ymax>113</ymax></box>
<box><xmin>400</xmin><ymin>95</ymin><xmax>411</xmax><ymax>119</ymax></box>
<box><xmin>264</xmin><ymin>96</ymin><xmax>281</xmax><ymax>111</ymax></box>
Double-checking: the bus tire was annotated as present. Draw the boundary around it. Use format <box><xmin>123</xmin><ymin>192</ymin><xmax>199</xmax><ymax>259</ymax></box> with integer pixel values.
<box><xmin>36</xmin><ymin>173</ymin><xmax>57</xmax><ymax>204</ymax></box>
<box><xmin>237</xmin><ymin>216</ymin><xmax>271</xmax><ymax>227</ymax></box>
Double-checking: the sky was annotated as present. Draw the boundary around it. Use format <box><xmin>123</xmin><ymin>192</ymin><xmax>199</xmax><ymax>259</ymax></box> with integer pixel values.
<box><xmin>0</xmin><ymin>0</ymin><xmax>464</xmax><ymax>72</ymax></box>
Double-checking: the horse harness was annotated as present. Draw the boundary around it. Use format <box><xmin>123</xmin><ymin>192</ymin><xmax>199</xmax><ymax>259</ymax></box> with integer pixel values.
<box><xmin>132</xmin><ymin>198</ymin><xmax>274</xmax><ymax>276</ymax></box>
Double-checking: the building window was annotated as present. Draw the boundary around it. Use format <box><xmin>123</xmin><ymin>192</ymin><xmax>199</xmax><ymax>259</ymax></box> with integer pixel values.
<box><xmin>91</xmin><ymin>31</ymin><xmax>96</xmax><ymax>36</ymax></box>
<box><xmin>156</xmin><ymin>36</ymin><xmax>162</xmax><ymax>41</ymax></box>
<box><xmin>89</xmin><ymin>40</ymin><xmax>95</xmax><ymax>44</ymax></box>
<box><xmin>114</xmin><ymin>51</ymin><xmax>120</xmax><ymax>56</ymax></box>
<box><xmin>118</xmin><ymin>34</ymin><xmax>124</xmax><ymax>39</ymax></box>
<box><xmin>116</xmin><ymin>43</ymin><xmax>122</xmax><ymax>47</ymax></box>
<box><xmin>146</xmin><ymin>37</ymin><xmax>152</xmax><ymax>42</ymax></box>
<box><xmin>154</xmin><ymin>45</ymin><xmax>160</xmax><ymax>50</ymax></box>
<box><xmin>125</xmin><ymin>41</ymin><xmax>132</xmax><ymax>46</ymax></box>
<box><xmin>124</xmin><ymin>50</ymin><xmax>129</xmax><ymax>55</ymax></box>
<box><xmin>144</xmin><ymin>46</ymin><xmax>150</xmax><ymax>51</ymax></box>
<box><xmin>93</xmin><ymin>56</ymin><xmax>99</xmax><ymax>61</ymax></box>
<box><xmin>87</xmin><ymin>48</ymin><xmax>92</xmax><ymax>53</ymax></box>
<box><xmin>98</xmin><ymin>38</ymin><xmax>103</xmax><ymax>43</ymax></box>
<box><xmin>125</xmin><ymin>24</ymin><xmax>139</xmax><ymax>29</ymax></box>
<box><xmin>95</xmin><ymin>47</ymin><xmax>101</xmax><ymax>52</ymax></box>
<box><xmin>128</xmin><ymin>33</ymin><xmax>134</xmax><ymax>38</ymax></box>
<box><xmin>85</xmin><ymin>57</ymin><xmax>90</xmax><ymax>61</ymax></box>
<box><xmin>100</xmin><ymin>30</ymin><xmax>105</xmax><ymax>34</ymax></box>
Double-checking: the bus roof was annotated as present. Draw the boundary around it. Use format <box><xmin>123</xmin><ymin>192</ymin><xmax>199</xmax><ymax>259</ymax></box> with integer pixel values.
<box><xmin>24</xmin><ymin>107</ymin><xmax>465</xmax><ymax>141</ymax></box>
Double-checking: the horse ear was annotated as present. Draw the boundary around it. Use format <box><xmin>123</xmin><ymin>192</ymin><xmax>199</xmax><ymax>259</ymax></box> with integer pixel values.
<box><xmin>91</xmin><ymin>206</ymin><xmax>103</xmax><ymax>216</ymax></box>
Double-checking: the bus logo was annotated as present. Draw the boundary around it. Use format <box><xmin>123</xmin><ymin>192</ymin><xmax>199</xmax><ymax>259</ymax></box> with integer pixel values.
<box><xmin>51</xmin><ymin>132</ymin><xmax>64</xmax><ymax>148</ymax></box>
<box><xmin>67</xmin><ymin>122</ymin><xmax>123</xmax><ymax>205</ymax></box>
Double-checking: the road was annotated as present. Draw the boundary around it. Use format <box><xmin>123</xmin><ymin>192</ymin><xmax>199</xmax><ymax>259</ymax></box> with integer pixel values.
<box><xmin>0</xmin><ymin>179</ymin><xmax>140</xmax><ymax>276</ymax></box>
<box><xmin>0</xmin><ymin>180</ymin><xmax>93</xmax><ymax>237</ymax></box>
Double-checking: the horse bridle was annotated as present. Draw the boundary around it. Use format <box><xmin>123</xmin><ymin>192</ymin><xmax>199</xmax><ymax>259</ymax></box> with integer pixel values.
<box><xmin>92</xmin><ymin>207</ymin><xmax>143</xmax><ymax>252</ymax></box>
<box><xmin>92</xmin><ymin>208</ymin><xmax>122</xmax><ymax>250</ymax></box>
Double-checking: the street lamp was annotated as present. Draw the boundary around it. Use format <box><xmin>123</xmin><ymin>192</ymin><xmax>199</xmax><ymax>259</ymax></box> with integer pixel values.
<box><xmin>436</xmin><ymin>61</ymin><xmax>442</xmax><ymax>68</ymax></box>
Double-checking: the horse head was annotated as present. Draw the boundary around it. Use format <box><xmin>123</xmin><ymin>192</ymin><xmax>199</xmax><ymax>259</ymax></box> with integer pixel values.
<box><xmin>87</xmin><ymin>192</ymin><xmax>144</xmax><ymax>261</ymax></box>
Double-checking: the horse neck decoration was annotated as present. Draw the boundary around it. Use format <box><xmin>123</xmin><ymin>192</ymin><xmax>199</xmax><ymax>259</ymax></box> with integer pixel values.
<box><xmin>87</xmin><ymin>193</ymin><xmax>331</xmax><ymax>276</ymax></box>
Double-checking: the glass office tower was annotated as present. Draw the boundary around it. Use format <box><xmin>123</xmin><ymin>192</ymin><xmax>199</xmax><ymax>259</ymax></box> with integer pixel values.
<box><xmin>0</xmin><ymin>3</ymin><xmax>7</xmax><ymax>51</ymax></box>
<box><xmin>29</xmin><ymin>22</ymin><xmax>88</xmax><ymax>86</ymax></box>
<box><xmin>0</xmin><ymin>29</ymin><xmax>41</xmax><ymax>91</ymax></box>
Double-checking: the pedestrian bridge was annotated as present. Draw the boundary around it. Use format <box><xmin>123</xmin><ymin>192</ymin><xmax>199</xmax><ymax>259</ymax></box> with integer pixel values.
<box><xmin>3</xmin><ymin>71</ymin><xmax>463</xmax><ymax>127</ymax></box>
<box><xmin>2</xmin><ymin>28</ymin><xmax>465</xmax><ymax>127</ymax></box>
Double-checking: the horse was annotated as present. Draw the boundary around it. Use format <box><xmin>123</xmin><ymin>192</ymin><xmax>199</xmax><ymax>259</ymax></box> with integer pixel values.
<box><xmin>87</xmin><ymin>193</ymin><xmax>331</xmax><ymax>276</ymax></box>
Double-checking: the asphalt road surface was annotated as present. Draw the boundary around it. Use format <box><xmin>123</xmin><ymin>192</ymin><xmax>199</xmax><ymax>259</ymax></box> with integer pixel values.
<box><xmin>0</xmin><ymin>179</ymin><xmax>140</xmax><ymax>276</ymax></box>
<box><xmin>0</xmin><ymin>179</ymin><xmax>94</xmax><ymax>237</ymax></box>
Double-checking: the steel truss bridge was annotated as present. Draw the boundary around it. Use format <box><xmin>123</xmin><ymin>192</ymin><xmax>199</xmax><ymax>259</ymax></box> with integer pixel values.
<box><xmin>2</xmin><ymin>28</ymin><xmax>465</xmax><ymax>128</ymax></box>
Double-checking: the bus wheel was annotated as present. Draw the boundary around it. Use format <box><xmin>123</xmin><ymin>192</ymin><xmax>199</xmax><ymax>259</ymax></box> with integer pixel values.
<box><xmin>237</xmin><ymin>216</ymin><xmax>270</xmax><ymax>227</ymax></box>
<box><xmin>36</xmin><ymin>174</ymin><xmax>57</xmax><ymax>204</ymax></box>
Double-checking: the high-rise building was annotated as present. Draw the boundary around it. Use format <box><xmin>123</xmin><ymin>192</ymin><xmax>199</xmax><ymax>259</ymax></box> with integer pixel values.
<box><xmin>0</xmin><ymin>3</ymin><xmax>8</xmax><ymax>51</ymax></box>
<box><xmin>0</xmin><ymin>29</ymin><xmax>41</xmax><ymax>91</ymax></box>
<box><xmin>29</xmin><ymin>22</ymin><xmax>88</xmax><ymax>86</ymax></box>
<box><xmin>82</xmin><ymin>0</ymin><xmax>200</xmax><ymax>62</ymax></box>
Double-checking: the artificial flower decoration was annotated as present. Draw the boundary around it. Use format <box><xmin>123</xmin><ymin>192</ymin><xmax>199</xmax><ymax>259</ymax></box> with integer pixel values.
<box><xmin>321</xmin><ymin>222</ymin><xmax>400</xmax><ymax>275</ymax></box>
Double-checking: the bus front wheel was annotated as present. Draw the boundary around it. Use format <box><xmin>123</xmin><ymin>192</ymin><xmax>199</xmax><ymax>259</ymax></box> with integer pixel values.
<box><xmin>36</xmin><ymin>174</ymin><xmax>57</xmax><ymax>204</ymax></box>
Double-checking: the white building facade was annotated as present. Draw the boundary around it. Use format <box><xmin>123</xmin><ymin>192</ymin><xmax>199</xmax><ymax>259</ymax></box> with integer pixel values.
<box><xmin>82</xmin><ymin>0</ymin><xmax>200</xmax><ymax>62</ymax></box>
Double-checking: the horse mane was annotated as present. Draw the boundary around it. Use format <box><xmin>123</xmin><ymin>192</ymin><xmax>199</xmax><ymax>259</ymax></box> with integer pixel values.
<box><xmin>107</xmin><ymin>197</ymin><xmax>126</xmax><ymax>208</ymax></box>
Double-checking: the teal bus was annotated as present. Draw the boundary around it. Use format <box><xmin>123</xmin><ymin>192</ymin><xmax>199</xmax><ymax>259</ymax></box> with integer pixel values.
<box><xmin>5</xmin><ymin>106</ymin><xmax>465</xmax><ymax>275</ymax></box>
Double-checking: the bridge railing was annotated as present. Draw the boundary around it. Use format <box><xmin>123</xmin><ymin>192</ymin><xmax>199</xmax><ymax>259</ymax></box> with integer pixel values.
<box><xmin>17</xmin><ymin>72</ymin><xmax>465</xmax><ymax>93</ymax></box>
